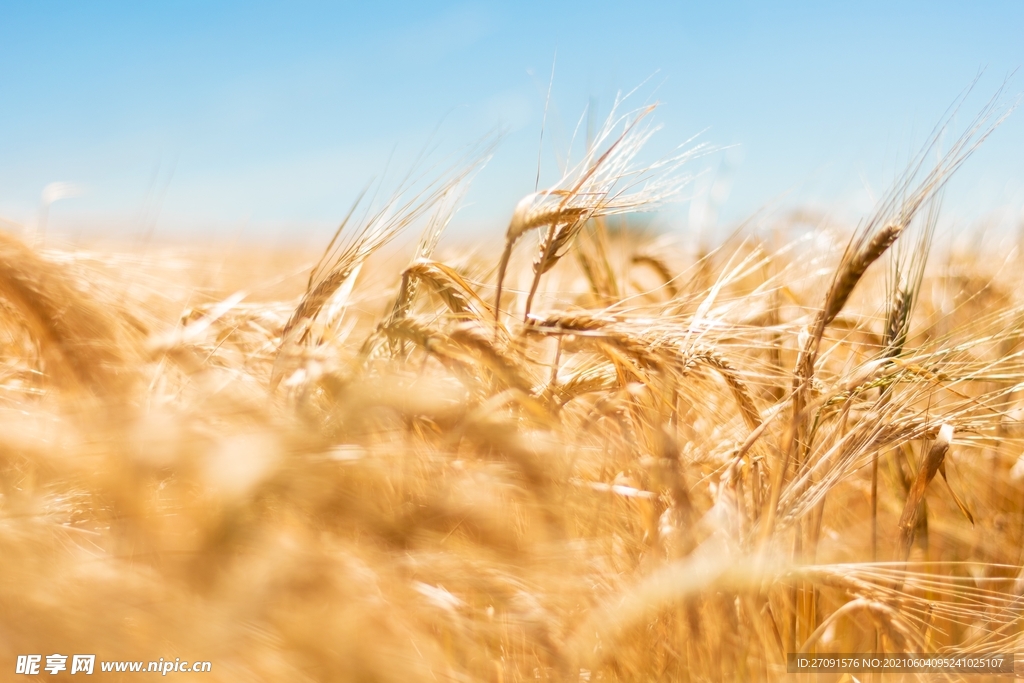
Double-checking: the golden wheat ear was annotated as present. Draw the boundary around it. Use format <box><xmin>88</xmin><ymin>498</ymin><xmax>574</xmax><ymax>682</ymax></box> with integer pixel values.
<box><xmin>492</xmin><ymin>190</ymin><xmax>565</xmax><ymax>333</ymax></box>
<box><xmin>896</xmin><ymin>423</ymin><xmax>954</xmax><ymax>561</ymax></box>
<box><xmin>274</xmin><ymin>146</ymin><xmax>493</xmax><ymax>387</ymax></box>
<box><xmin>0</xmin><ymin>231</ymin><xmax>140</xmax><ymax>396</ymax></box>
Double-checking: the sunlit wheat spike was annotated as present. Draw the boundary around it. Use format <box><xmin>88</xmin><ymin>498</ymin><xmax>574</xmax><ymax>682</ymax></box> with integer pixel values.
<box><xmin>826</xmin><ymin>223</ymin><xmax>905</xmax><ymax>328</ymax></box>
<box><xmin>796</xmin><ymin>82</ymin><xmax>1013</xmax><ymax>389</ymax></box>
<box><xmin>274</xmin><ymin>145</ymin><xmax>492</xmax><ymax>386</ymax></box>
<box><xmin>494</xmin><ymin>99</ymin><xmax>706</xmax><ymax>329</ymax></box>
<box><xmin>896</xmin><ymin>423</ymin><xmax>954</xmax><ymax>561</ymax></box>
<box><xmin>396</xmin><ymin>260</ymin><xmax>493</xmax><ymax>322</ymax></box>
<box><xmin>387</xmin><ymin>173</ymin><xmax>478</xmax><ymax>328</ymax></box>
<box><xmin>280</xmin><ymin>190</ymin><xmax>395</xmax><ymax>350</ymax></box>
<box><xmin>689</xmin><ymin>348</ymin><xmax>762</xmax><ymax>431</ymax></box>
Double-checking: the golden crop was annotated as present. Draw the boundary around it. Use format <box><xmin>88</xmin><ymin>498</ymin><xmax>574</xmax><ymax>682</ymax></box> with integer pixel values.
<box><xmin>2</xmin><ymin>95</ymin><xmax>1022</xmax><ymax>681</ymax></box>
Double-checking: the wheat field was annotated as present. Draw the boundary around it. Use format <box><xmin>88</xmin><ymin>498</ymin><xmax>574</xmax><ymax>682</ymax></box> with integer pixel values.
<box><xmin>3</xmin><ymin>95</ymin><xmax>1024</xmax><ymax>681</ymax></box>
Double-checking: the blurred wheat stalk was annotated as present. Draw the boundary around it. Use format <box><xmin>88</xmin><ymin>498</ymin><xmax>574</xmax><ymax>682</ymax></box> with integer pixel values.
<box><xmin>1</xmin><ymin>91</ymin><xmax>1023</xmax><ymax>682</ymax></box>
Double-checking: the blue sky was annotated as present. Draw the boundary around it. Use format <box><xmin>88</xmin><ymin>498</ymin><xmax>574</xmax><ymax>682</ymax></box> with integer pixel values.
<box><xmin>1</xmin><ymin>1</ymin><xmax>1022</xmax><ymax>244</ymax></box>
